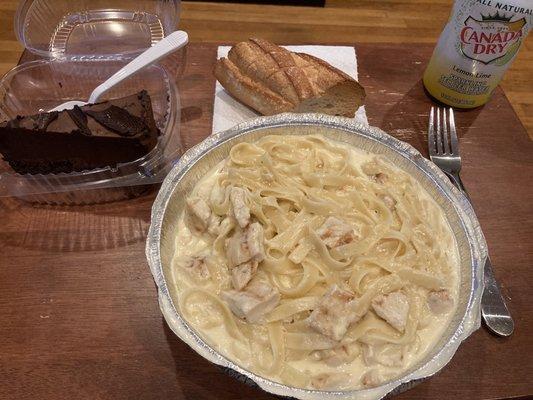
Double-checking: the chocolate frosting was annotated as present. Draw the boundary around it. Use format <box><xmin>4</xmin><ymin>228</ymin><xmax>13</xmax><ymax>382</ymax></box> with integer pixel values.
<box><xmin>85</xmin><ymin>105</ymin><xmax>148</xmax><ymax>137</ymax></box>
<box><xmin>67</xmin><ymin>106</ymin><xmax>91</xmax><ymax>136</ymax></box>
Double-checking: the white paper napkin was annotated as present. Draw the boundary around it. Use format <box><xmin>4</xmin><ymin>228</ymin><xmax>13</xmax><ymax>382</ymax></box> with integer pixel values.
<box><xmin>212</xmin><ymin>45</ymin><xmax>368</xmax><ymax>134</ymax></box>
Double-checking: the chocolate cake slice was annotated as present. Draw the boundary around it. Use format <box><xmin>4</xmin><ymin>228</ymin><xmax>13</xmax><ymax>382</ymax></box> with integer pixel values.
<box><xmin>0</xmin><ymin>90</ymin><xmax>160</xmax><ymax>174</ymax></box>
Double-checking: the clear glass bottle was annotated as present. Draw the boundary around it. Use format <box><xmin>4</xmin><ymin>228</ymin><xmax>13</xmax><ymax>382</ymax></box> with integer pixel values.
<box><xmin>423</xmin><ymin>0</ymin><xmax>531</xmax><ymax>108</ymax></box>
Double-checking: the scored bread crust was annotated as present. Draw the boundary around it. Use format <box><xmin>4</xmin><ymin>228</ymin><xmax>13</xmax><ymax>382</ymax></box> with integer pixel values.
<box><xmin>214</xmin><ymin>58</ymin><xmax>293</xmax><ymax>115</ymax></box>
<box><xmin>214</xmin><ymin>38</ymin><xmax>365</xmax><ymax>117</ymax></box>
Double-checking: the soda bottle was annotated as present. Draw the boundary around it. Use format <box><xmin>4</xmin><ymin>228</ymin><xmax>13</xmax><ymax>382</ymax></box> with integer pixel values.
<box><xmin>423</xmin><ymin>0</ymin><xmax>532</xmax><ymax>108</ymax></box>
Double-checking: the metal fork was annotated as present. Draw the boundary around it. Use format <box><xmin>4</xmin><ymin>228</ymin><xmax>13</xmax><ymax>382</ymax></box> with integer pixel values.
<box><xmin>428</xmin><ymin>107</ymin><xmax>514</xmax><ymax>337</ymax></box>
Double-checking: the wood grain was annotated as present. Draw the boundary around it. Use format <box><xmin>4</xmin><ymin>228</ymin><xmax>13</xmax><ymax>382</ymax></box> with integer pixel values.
<box><xmin>0</xmin><ymin>42</ymin><xmax>532</xmax><ymax>400</ymax></box>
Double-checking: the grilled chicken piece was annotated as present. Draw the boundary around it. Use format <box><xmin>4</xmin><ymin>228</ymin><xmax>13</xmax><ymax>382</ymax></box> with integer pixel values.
<box><xmin>316</xmin><ymin>217</ymin><xmax>357</xmax><ymax>249</ymax></box>
<box><xmin>226</xmin><ymin>230</ymin><xmax>251</xmax><ymax>267</ymax></box>
<box><xmin>306</xmin><ymin>285</ymin><xmax>360</xmax><ymax>341</ymax></box>
<box><xmin>313</xmin><ymin>344</ymin><xmax>358</xmax><ymax>367</ymax></box>
<box><xmin>179</xmin><ymin>255</ymin><xmax>210</xmax><ymax>280</ymax></box>
<box><xmin>186</xmin><ymin>197</ymin><xmax>212</xmax><ymax>232</ymax></box>
<box><xmin>361</xmin><ymin>369</ymin><xmax>382</xmax><ymax>388</ymax></box>
<box><xmin>231</xmin><ymin>260</ymin><xmax>258</xmax><ymax>290</ymax></box>
<box><xmin>311</xmin><ymin>372</ymin><xmax>350</xmax><ymax>390</ymax></box>
<box><xmin>371</xmin><ymin>291</ymin><xmax>409</xmax><ymax>332</ymax></box>
<box><xmin>209</xmin><ymin>183</ymin><xmax>226</xmax><ymax>206</ymax></box>
<box><xmin>222</xmin><ymin>278</ymin><xmax>280</xmax><ymax>323</ymax></box>
<box><xmin>230</xmin><ymin>187</ymin><xmax>251</xmax><ymax>228</ymax></box>
<box><xmin>207</xmin><ymin>213</ymin><xmax>221</xmax><ymax>236</ymax></box>
<box><xmin>226</xmin><ymin>223</ymin><xmax>266</xmax><ymax>267</ymax></box>
<box><xmin>246</xmin><ymin>222</ymin><xmax>265</xmax><ymax>262</ymax></box>
<box><xmin>427</xmin><ymin>289</ymin><xmax>454</xmax><ymax>315</ymax></box>
<box><xmin>362</xmin><ymin>343</ymin><xmax>403</xmax><ymax>367</ymax></box>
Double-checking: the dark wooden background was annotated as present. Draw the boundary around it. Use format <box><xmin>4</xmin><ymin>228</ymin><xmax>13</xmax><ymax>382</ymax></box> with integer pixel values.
<box><xmin>0</xmin><ymin>43</ymin><xmax>532</xmax><ymax>400</ymax></box>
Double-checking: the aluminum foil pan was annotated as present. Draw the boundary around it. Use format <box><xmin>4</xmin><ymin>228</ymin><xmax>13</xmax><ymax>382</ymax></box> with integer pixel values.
<box><xmin>146</xmin><ymin>113</ymin><xmax>487</xmax><ymax>400</ymax></box>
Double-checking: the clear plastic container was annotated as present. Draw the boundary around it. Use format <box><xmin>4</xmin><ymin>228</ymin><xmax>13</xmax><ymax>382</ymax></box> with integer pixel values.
<box><xmin>15</xmin><ymin>0</ymin><xmax>181</xmax><ymax>59</ymax></box>
<box><xmin>0</xmin><ymin>0</ymin><xmax>184</xmax><ymax>204</ymax></box>
<box><xmin>0</xmin><ymin>59</ymin><xmax>181</xmax><ymax>204</ymax></box>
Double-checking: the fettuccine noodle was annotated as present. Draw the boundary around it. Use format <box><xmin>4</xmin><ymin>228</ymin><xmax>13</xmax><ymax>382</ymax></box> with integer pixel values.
<box><xmin>170</xmin><ymin>135</ymin><xmax>459</xmax><ymax>390</ymax></box>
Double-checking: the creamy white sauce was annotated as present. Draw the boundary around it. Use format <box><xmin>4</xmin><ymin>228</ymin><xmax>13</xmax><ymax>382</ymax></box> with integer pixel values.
<box><xmin>170</xmin><ymin>135</ymin><xmax>459</xmax><ymax>390</ymax></box>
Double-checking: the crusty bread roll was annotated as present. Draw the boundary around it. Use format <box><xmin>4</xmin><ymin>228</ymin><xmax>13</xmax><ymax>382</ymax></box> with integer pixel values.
<box><xmin>214</xmin><ymin>38</ymin><xmax>365</xmax><ymax>118</ymax></box>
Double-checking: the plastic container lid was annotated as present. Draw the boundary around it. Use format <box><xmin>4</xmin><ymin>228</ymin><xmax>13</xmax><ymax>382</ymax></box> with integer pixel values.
<box><xmin>14</xmin><ymin>0</ymin><xmax>181</xmax><ymax>59</ymax></box>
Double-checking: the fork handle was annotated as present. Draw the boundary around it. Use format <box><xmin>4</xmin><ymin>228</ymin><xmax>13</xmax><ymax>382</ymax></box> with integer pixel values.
<box><xmin>444</xmin><ymin>171</ymin><xmax>514</xmax><ymax>337</ymax></box>
<box><xmin>88</xmin><ymin>31</ymin><xmax>189</xmax><ymax>104</ymax></box>
<box><xmin>481</xmin><ymin>256</ymin><xmax>514</xmax><ymax>336</ymax></box>
<box><xmin>444</xmin><ymin>171</ymin><xmax>470</xmax><ymax>202</ymax></box>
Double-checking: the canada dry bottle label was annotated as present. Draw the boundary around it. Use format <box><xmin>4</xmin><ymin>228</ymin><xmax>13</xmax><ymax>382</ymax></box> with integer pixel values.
<box><xmin>423</xmin><ymin>0</ymin><xmax>531</xmax><ymax>108</ymax></box>
<box><xmin>459</xmin><ymin>12</ymin><xmax>526</xmax><ymax>64</ymax></box>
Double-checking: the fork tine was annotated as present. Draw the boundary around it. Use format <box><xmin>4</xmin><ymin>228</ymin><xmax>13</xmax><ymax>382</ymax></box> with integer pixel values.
<box><xmin>428</xmin><ymin>107</ymin><xmax>436</xmax><ymax>155</ymax></box>
<box><xmin>442</xmin><ymin>108</ymin><xmax>450</xmax><ymax>154</ymax></box>
<box><xmin>436</xmin><ymin>107</ymin><xmax>444</xmax><ymax>154</ymax></box>
<box><xmin>449</xmin><ymin>108</ymin><xmax>459</xmax><ymax>156</ymax></box>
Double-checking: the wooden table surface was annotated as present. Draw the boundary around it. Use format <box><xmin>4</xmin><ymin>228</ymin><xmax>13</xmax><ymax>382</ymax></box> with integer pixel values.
<box><xmin>1</xmin><ymin>43</ymin><xmax>532</xmax><ymax>400</ymax></box>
